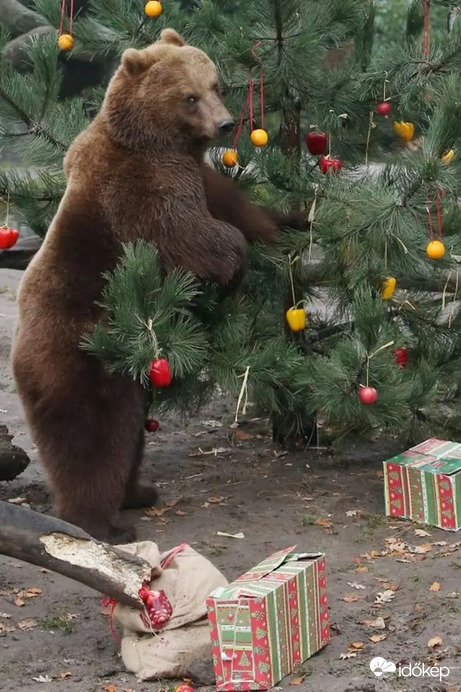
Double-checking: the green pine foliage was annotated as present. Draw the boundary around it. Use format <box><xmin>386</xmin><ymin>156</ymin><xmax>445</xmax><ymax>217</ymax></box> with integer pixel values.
<box><xmin>3</xmin><ymin>0</ymin><xmax>461</xmax><ymax>445</ymax></box>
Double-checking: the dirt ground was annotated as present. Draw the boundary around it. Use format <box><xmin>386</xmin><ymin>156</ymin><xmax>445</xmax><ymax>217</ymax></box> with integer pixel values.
<box><xmin>0</xmin><ymin>267</ymin><xmax>460</xmax><ymax>692</ymax></box>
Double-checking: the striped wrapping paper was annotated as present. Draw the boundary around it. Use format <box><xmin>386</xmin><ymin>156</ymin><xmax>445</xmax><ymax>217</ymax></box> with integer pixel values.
<box><xmin>383</xmin><ymin>438</ymin><xmax>461</xmax><ymax>531</ymax></box>
<box><xmin>206</xmin><ymin>547</ymin><xmax>329</xmax><ymax>691</ymax></box>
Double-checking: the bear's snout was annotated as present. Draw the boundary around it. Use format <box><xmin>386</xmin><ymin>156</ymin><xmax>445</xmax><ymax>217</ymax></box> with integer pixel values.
<box><xmin>217</xmin><ymin>118</ymin><xmax>234</xmax><ymax>135</ymax></box>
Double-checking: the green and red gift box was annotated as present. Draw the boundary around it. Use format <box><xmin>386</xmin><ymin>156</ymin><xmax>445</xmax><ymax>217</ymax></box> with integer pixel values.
<box><xmin>206</xmin><ymin>546</ymin><xmax>329</xmax><ymax>691</ymax></box>
<box><xmin>384</xmin><ymin>438</ymin><xmax>461</xmax><ymax>530</ymax></box>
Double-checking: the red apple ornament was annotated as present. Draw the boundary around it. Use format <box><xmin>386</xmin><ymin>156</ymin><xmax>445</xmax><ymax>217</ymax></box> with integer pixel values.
<box><xmin>305</xmin><ymin>131</ymin><xmax>328</xmax><ymax>156</ymax></box>
<box><xmin>376</xmin><ymin>101</ymin><xmax>392</xmax><ymax>116</ymax></box>
<box><xmin>319</xmin><ymin>155</ymin><xmax>343</xmax><ymax>174</ymax></box>
<box><xmin>145</xmin><ymin>419</ymin><xmax>160</xmax><ymax>432</ymax></box>
<box><xmin>358</xmin><ymin>386</ymin><xmax>378</xmax><ymax>405</ymax></box>
<box><xmin>0</xmin><ymin>226</ymin><xmax>19</xmax><ymax>250</ymax></box>
<box><xmin>149</xmin><ymin>358</ymin><xmax>172</xmax><ymax>388</ymax></box>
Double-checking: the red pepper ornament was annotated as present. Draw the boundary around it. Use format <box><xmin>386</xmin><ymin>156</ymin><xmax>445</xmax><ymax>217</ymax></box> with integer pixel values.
<box><xmin>319</xmin><ymin>155</ymin><xmax>343</xmax><ymax>174</ymax></box>
<box><xmin>392</xmin><ymin>347</ymin><xmax>408</xmax><ymax>368</ymax></box>
<box><xmin>305</xmin><ymin>131</ymin><xmax>328</xmax><ymax>156</ymax></box>
<box><xmin>0</xmin><ymin>226</ymin><xmax>19</xmax><ymax>250</ymax></box>
<box><xmin>139</xmin><ymin>585</ymin><xmax>173</xmax><ymax>629</ymax></box>
<box><xmin>149</xmin><ymin>358</ymin><xmax>172</xmax><ymax>388</ymax></box>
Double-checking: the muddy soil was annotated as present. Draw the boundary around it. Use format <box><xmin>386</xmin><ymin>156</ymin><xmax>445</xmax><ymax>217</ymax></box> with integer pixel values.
<box><xmin>0</xmin><ymin>268</ymin><xmax>460</xmax><ymax>692</ymax></box>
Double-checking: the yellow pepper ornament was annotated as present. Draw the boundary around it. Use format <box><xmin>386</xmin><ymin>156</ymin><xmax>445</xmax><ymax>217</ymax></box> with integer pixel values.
<box><xmin>381</xmin><ymin>276</ymin><xmax>397</xmax><ymax>300</ymax></box>
<box><xmin>286</xmin><ymin>306</ymin><xmax>307</xmax><ymax>332</ymax></box>
<box><xmin>382</xmin><ymin>276</ymin><xmax>396</xmax><ymax>300</ymax></box>
<box><xmin>442</xmin><ymin>149</ymin><xmax>455</xmax><ymax>164</ymax></box>
<box><xmin>393</xmin><ymin>121</ymin><xmax>415</xmax><ymax>142</ymax></box>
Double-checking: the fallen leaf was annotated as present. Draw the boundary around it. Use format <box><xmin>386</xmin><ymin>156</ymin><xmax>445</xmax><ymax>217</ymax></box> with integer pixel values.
<box><xmin>32</xmin><ymin>675</ymin><xmax>53</xmax><ymax>683</ymax></box>
<box><xmin>349</xmin><ymin>641</ymin><xmax>364</xmax><ymax>650</ymax></box>
<box><xmin>433</xmin><ymin>540</ymin><xmax>448</xmax><ymax>546</ymax></box>
<box><xmin>412</xmin><ymin>543</ymin><xmax>432</xmax><ymax>554</ymax></box>
<box><xmin>374</xmin><ymin>590</ymin><xmax>395</xmax><ymax>605</ymax></box>
<box><xmin>347</xmin><ymin>582</ymin><xmax>366</xmax><ymax>590</ymax></box>
<box><xmin>415</xmin><ymin>529</ymin><xmax>431</xmax><ymax>537</ymax></box>
<box><xmin>145</xmin><ymin>498</ymin><xmax>181</xmax><ymax>517</ymax></box>
<box><xmin>362</xmin><ymin>617</ymin><xmax>386</xmax><ymax>629</ymax></box>
<box><xmin>175</xmin><ymin>510</ymin><xmax>188</xmax><ymax>516</ymax></box>
<box><xmin>355</xmin><ymin>565</ymin><xmax>369</xmax><ymax>573</ymax></box>
<box><xmin>369</xmin><ymin>633</ymin><xmax>387</xmax><ymax>643</ymax></box>
<box><xmin>339</xmin><ymin>652</ymin><xmax>357</xmax><ymax>659</ymax></box>
<box><xmin>207</xmin><ymin>496</ymin><xmax>225</xmax><ymax>504</ymax></box>
<box><xmin>14</xmin><ymin>598</ymin><xmax>25</xmax><ymax>607</ymax></box>
<box><xmin>60</xmin><ymin>672</ymin><xmax>72</xmax><ymax>679</ymax></box>
<box><xmin>0</xmin><ymin>622</ymin><xmax>15</xmax><ymax>633</ymax></box>
<box><xmin>342</xmin><ymin>593</ymin><xmax>362</xmax><ymax>603</ymax></box>
<box><xmin>314</xmin><ymin>518</ymin><xmax>334</xmax><ymax>530</ymax></box>
<box><xmin>17</xmin><ymin>619</ymin><xmax>38</xmax><ymax>630</ymax></box>
<box><xmin>7</xmin><ymin>497</ymin><xmax>28</xmax><ymax>505</ymax></box>
<box><xmin>17</xmin><ymin>588</ymin><xmax>42</xmax><ymax>599</ymax></box>
<box><xmin>289</xmin><ymin>677</ymin><xmax>304</xmax><ymax>685</ymax></box>
<box><xmin>346</xmin><ymin>509</ymin><xmax>362</xmax><ymax>517</ymax></box>
<box><xmin>235</xmin><ymin>429</ymin><xmax>252</xmax><ymax>440</ymax></box>
<box><xmin>216</xmin><ymin>531</ymin><xmax>245</xmax><ymax>539</ymax></box>
<box><xmin>428</xmin><ymin>636</ymin><xmax>443</xmax><ymax>649</ymax></box>
<box><xmin>430</xmin><ymin>582</ymin><xmax>441</xmax><ymax>592</ymax></box>
<box><xmin>202</xmin><ymin>419</ymin><xmax>223</xmax><ymax>428</ymax></box>
<box><xmin>102</xmin><ymin>685</ymin><xmax>117</xmax><ymax>692</ymax></box>
<box><xmin>0</xmin><ymin>613</ymin><xmax>12</xmax><ymax>618</ymax></box>
<box><xmin>381</xmin><ymin>582</ymin><xmax>400</xmax><ymax>592</ymax></box>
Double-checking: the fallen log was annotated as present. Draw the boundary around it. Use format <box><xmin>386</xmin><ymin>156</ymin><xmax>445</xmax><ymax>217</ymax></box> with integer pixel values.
<box><xmin>0</xmin><ymin>501</ymin><xmax>156</xmax><ymax>608</ymax></box>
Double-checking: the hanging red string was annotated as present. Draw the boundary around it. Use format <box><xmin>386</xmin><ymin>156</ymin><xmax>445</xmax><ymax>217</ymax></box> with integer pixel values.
<box><xmin>231</xmin><ymin>93</ymin><xmax>250</xmax><ymax>150</ymax></box>
<box><xmin>426</xmin><ymin>191</ymin><xmax>444</xmax><ymax>240</ymax></box>
<box><xmin>248</xmin><ymin>77</ymin><xmax>255</xmax><ymax>132</ymax></box>
<box><xmin>426</xmin><ymin>193</ymin><xmax>434</xmax><ymax>240</ymax></box>
<box><xmin>58</xmin><ymin>0</ymin><xmax>75</xmax><ymax>36</ymax></box>
<box><xmin>422</xmin><ymin>0</ymin><xmax>431</xmax><ymax>59</ymax></box>
<box><xmin>250</xmin><ymin>41</ymin><xmax>265</xmax><ymax>131</ymax></box>
<box><xmin>69</xmin><ymin>0</ymin><xmax>75</xmax><ymax>34</ymax></box>
<box><xmin>59</xmin><ymin>0</ymin><xmax>66</xmax><ymax>35</ymax></box>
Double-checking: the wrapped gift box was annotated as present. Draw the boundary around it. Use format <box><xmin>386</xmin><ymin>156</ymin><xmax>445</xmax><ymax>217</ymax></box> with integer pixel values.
<box><xmin>383</xmin><ymin>438</ymin><xmax>461</xmax><ymax>530</ymax></box>
<box><xmin>206</xmin><ymin>546</ymin><xmax>329</xmax><ymax>691</ymax></box>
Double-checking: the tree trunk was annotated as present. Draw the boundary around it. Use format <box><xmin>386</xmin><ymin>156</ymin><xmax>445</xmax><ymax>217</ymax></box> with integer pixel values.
<box><xmin>0</xmin><ymin>501</ymin><xmax>156</xmax><ymax>609</ymax></box>
<box><xmin>0</xmin><ymin>424</ymin><xmax>30</xmax><ymax>481</ymax></box>
<box><xmin>272</xmin><ymin>1</ymin><xmax>317</xmax><ymax>449</ymax></box>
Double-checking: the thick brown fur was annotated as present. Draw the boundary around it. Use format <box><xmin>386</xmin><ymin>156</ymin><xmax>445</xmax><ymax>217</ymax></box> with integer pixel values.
<box><xmin>11</xmin><ymin>30</ymin><xmax>305</xmax><ymax>542</ymax></box>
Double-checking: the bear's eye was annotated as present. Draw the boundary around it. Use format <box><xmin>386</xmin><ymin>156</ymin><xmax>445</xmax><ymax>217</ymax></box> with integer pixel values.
<box><xmin>187</xmin><ymin>95</ymin><xmax>199</xmax><ymax>105</ymax></box>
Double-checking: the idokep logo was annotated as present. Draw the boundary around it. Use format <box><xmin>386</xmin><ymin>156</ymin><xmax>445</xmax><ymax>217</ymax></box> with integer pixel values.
<box><xmin>369</xmin><ymin>657</ymin><xmax>396</xmax><ymax>677</ymax></box>
<box><xmin>369</xmin><ymin>657</ymin><xmax>450</xmax><ymax>682</ymax></box>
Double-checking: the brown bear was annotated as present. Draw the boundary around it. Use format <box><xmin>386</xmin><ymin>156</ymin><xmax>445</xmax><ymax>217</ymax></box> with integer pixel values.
<box><xmin>11</xmin><ymin>29</ymin><xmax>305</xmax><ymax>542</ymax></box>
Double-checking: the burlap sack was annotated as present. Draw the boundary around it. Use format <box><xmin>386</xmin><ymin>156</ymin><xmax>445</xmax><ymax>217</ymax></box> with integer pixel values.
<box><xmin>113</xmin><ymin>541</ymin><xmax>228</xmax><ymax>681</ymax></box>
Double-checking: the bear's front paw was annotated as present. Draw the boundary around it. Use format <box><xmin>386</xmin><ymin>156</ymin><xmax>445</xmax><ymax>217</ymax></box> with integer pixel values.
<box><xmin>122</xmin><ymin>483</ymin><xmax>158</xmax><ymax>510</ymax></box>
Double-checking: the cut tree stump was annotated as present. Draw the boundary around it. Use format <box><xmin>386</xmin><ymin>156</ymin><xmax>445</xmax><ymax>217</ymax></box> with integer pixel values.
<box><xmin>0</xmin><ymin>424</ymin><xmax>30</xmax><ymax>481</ymax></box>
<box><xmin>0</xmin><ymin>500</ymin><xmax>157</xmax><ymax>608</ymax></box>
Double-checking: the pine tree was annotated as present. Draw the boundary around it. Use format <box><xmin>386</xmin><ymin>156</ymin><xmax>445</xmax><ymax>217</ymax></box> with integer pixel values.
<box><xmin>2</xmin><ymin>1</ymin><xmax>461</xmax><ymax>447</ymax></box>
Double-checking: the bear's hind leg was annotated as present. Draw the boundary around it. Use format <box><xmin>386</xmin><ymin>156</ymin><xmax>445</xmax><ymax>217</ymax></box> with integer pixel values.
<box><xmin>121</xmin><ymin>427</ymin><xmax>158</xmax><ymax>510</ymax></box>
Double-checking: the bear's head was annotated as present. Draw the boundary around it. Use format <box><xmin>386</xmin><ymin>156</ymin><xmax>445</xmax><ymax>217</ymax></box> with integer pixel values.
<box><xmin>102</xmin><ymin>29</ymin><xmax>234</xmax><ymax>154</ymax></box>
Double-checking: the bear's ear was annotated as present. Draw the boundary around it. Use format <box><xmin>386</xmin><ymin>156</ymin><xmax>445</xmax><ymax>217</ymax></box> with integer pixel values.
<box><xmin>121</xmin><ymin>48</ymin><xmax>153</xmax><ymax>76</ymax></box>
<box><xmin>159</xmin><ymin>28</ymin><xmax>186</xmax><ymax>47</ymax></box>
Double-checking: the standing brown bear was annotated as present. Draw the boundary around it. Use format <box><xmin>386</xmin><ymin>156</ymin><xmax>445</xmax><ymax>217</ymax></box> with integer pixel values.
<box><xmin>12</xmin><ymin>29</ymin><xmax>304</xmax><ymax>542</ymax></box>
